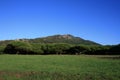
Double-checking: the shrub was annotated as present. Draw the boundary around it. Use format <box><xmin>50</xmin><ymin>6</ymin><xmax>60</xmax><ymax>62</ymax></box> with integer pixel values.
<box><xmin>4</xmin><ymin>41</ymin><xmax>32</xmax><ymax>54</ymax></box>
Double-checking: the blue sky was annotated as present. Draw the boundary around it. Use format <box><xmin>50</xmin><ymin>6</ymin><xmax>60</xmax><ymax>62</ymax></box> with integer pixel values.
<box><xmin>0</xmin><ymin>0</ymin><xmax>120</xmax><ymax>45</ymax></box>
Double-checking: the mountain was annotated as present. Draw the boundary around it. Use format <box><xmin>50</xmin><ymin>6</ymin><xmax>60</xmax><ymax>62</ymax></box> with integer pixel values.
<box><xmin>29</xmin><ymin>34</ymin><xmax>100</xmax><ymax>45</ymax></box>
<box><xmin>0</xmin><ymin>34</ymin><xmax>100</xmax><ymax>45</ymax></box>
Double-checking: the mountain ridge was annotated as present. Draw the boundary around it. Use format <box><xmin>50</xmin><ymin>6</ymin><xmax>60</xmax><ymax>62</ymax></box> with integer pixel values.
<box><xmin>0</xmin><ymin>34</ymin><xmax>100</xmax><ymax>45</ymax></box>
<box><xmin>29</xmin><ymin>34</ymin><xmax>100</xmax><ymax>45</ymax></box>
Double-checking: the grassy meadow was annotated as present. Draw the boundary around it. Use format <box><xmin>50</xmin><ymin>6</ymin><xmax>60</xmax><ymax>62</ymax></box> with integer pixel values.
<box><xmin>0</xmin><ymin>55</ymin><xmax>120</xmax><ymax>80</ymax></box>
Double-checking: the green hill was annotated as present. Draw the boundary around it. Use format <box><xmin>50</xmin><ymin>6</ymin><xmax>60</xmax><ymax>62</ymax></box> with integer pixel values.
<box><xmin>29</xmin><ymin>34</ymin><xmax>100</xmax><ymax>45</ymax></box>
<box><xmin>0</xmin><ymin>34</ymin><xmax>100</xmax><ymax>45</ymax></box>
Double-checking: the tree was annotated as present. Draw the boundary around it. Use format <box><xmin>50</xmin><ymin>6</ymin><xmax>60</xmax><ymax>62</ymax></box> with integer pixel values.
<box><xmin>67</xmin><ymin>45</ymin><xmax>87</xmax><ymax>55</ymax></box>
<box><xmin>4</xmin><ymin>41</ymin><xmax>32</xmax><ymax>54</ymax></box>
<box><xmin>0</xmin><ymin>46</ymin><xmax>5</xmax><ymax>54</ymax></box>
<box><xmin>41</xmin><ymin>43</ymin><xmax>71</xmax><ymax>55</ymax></box>
<box><xmin>84</xmin><ymin>45</ymin><xmax>111</xmax><ymax>55</ymax></box>
<box><xmin>52</xmin><ymin>43</ymin><xmax>71</xmax><ymax>55</ymax></box>
<box><xmin>31</xmin><ymin>43</ymin><xmax>44</xmax><ymax>55</ymax></box>
<box><xmin>109</xmin><ymin>44</ymin><xmax>120</xmax><ymax>55</ymax></box>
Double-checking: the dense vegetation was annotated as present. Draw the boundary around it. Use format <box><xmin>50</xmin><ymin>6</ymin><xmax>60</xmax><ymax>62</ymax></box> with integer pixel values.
<box><xmin>0</xmin><ymin>41</ymin><xmax>119</xmax><ymax>55</ymax></box>
<box><xmin>0</xmin><ymin>34</ymin><xmax>120</xmax><ymax>55</ymax></box>
<box><xmin>0</xmin><ymin>55</ymin><xmax>120</xmax><ymax>80</ymax></box>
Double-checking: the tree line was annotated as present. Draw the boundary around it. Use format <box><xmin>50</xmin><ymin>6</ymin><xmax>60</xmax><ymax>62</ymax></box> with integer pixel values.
<box><xmin>0</xmin><ymin>41</ymin><xmax>120</xmax><ymax>55</ymax></box>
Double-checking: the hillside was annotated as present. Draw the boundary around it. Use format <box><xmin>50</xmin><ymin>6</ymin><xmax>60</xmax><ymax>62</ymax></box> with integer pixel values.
<box><xmin>0</xmin><ymin>34</ymin><xmax>100</xmax><ymax>45</ymax></box>
<box><xmin>1</xmin><ymin>34</ymin><xmax>120</xmax><ymax>55</ymax></box>
<box><xmin>29</xmin><ymin>34</ymin><xmax>100</xmax><ymax>45</ymax></box>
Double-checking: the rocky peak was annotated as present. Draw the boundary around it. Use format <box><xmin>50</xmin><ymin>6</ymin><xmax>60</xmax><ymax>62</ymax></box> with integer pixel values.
<box><xmin>60</xmin><ymin>34</ymin><xmax>73</xmax><ymax>39</ymax></box>
<box><xmin>52</xmin><ymin>34</ymin><xmax>74</xmax><ymax>39</ymax></box>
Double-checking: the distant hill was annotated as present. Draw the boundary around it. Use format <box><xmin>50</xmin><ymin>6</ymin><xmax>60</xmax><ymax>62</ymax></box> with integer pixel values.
<box><xmin>0</xmin><ymin>40</ymin><xmax>13</xmax><ymax>46</ymax></box>
<box><xmin>29</xmin><ymin>34</ymin><xmax>100</xmax><ymax>45</ymax></box>
<box><xmin>0</xmin><ymin>34</ymin><xmax>100</xmax><ymax>45</ymax></box>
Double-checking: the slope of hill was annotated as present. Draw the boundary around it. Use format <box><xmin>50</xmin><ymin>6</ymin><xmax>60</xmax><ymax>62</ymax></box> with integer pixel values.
<box><xmin>29</xmin><ymin>34</ymin><xmax>100</xmax><ymax>45</ymax></box>
<box><xmin>0</xmin><ymin>40</ymin><xmax>13</xmax><ymax>46</ymax></box>
<box><xmin>0</xmin><ymin>34</ymin><xmax>100</xmax><ymax>45</ymax></box>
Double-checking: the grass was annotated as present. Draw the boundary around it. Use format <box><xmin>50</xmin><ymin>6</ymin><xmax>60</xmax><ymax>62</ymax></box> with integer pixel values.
<box><xmin>0</xmin><ymin>55</ymin><xmax>120</xmax><ymax>80</ymax></box>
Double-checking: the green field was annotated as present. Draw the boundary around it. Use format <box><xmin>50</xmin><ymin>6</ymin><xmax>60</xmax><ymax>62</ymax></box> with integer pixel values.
<box><xmin>0</xmin><ymin>55</ymin><xmax>120</xmax><ymax>80</ymax></box>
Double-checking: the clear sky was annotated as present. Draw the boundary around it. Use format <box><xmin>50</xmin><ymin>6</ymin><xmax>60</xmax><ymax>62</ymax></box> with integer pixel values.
<box><xmin>0</xmin><ymin>0</ymin><xmax>120</xmax><ymax>45</ymax></box>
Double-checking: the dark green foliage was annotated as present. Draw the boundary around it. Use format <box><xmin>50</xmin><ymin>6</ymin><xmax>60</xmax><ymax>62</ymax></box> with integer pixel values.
<box><xmin>4</xmin><ymin>44</ymin><xmax>17</xmax><ymax>54</ymax></box>
<box><xmin>108</xmin><ymin>44</ymin><xmax>120</xmax><ymax>55</ymax></box>
<box><xmin>31</xmin><ymin>43</ymin><xmax>44</xmax><ymax>55</ymax></box>
<box><xmin>51</xmin><ymin>43</ymin><xmax>72</xmax><ymax>54</ymax></box>
<box><xmin>3</xmin><ymin>41</ymin><xmax>120</xmax><ymax>55</ymax></box>
<box><xmin>41</xmin><ymin>43</ymin><xmax>72</xmax><ymax>55</ymax></box>
<box><xmin>84</xmin><ymin>45</ymin><xmax>110</xmax><ymax>55</ymax></box>
<box><xmin>4</xmin><ymin>41</ymin><xmax>33</xmax><ymax>54</ymax></box>
<box><xmin>67</xmin><ymin>45</ymin><xmax>87</xmax><ymax>55</ymax></box>
<box><xmin>0</xmin><ymin>46</ymin><xmax>5</xmax><ymax>54</ymax></box>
